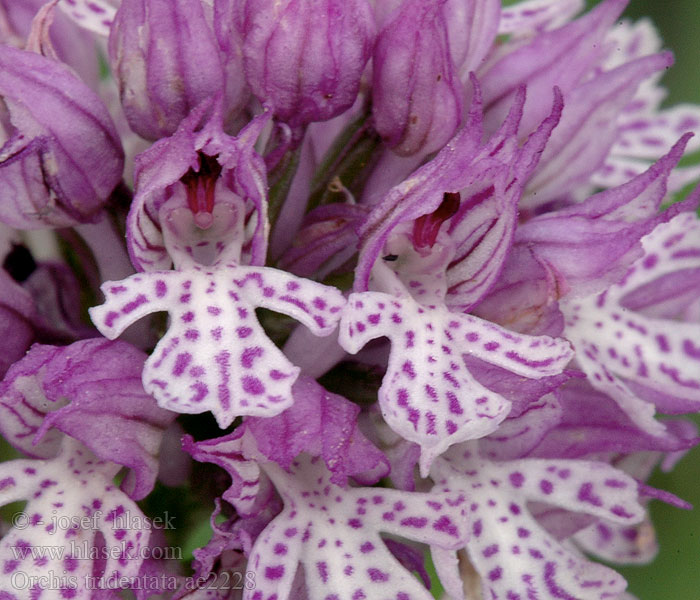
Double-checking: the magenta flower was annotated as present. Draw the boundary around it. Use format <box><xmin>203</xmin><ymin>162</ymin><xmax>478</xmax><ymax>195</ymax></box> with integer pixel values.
<box><xmin>1</xmin><ymin>1</ymin><xmax>700</xmax><ymax>599</ymax></box>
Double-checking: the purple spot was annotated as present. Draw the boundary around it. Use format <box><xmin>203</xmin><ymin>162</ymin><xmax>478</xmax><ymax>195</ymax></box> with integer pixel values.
<box><xmin>539</xmin><ymin>480</ymin><xmax>553</xmax><ymax>495</ymax></box>
<box><xmin>400</xmin><ymin>517</ymin><xmax>427</xmax><ymax>528</ymax></box>
<box><xmin>483</xmin><ymin>544</ymin><xmax>499</xmax><ymax>558</ymax></box>
<box><xmin>578</xmin><ymin>482</ymin><xmax>603</xmax><ymax>507</ymax></box>
<box><xmin>173</xmin><ymin>353</ymin><xmax>192</xmax><ymax>376</ymax></box>
<box><xmin>241</xmin><ymin>346</ymin><xmax>264</xmax><ymax>368</ymax></box>
<box><xmin>360</xmin><ymin>541</ymin><xmax>374</xmax><ymax>553</ymax></box>
<box><xmin>484</xmin><ymin>341</ymin><xmax>499</xmax><ymax>351</ymax></box>
<box><xmin>317</xmin><ymin>561</ymin><xmax>329</xmax><ymax>583</ymax></box>
<box><xmin>190</xmin><ymin>382</ymin><xmax>208</xmax><ymax>402</ymax></box>
<box><xmin>265</xmin><ymin>565</ymin><xmax>285</xmax><ymax>580</ymax></box>
<box><xmin>367</xmin><ymin>568</ymin><xmax>389</xmax><ymax>582</ymax></box>
<box><xmin>347</xmin><ymin>518</ymin><xmax>362</xmax><ymax>529</ymax></box>
<box><xmin>611</xmin><ymin>505</ymin><xmax>635</xmax><ymax>519</ymax></box>
<box><xmin>683</xmin><ymin>339</ymin><xmax>700</xmax><ymax>359</ymax></box>
<box><xmin>447</xmin><ymin>391</ymin><xmax>463</xmax><ymax>415</ymax></box>
<box><xmin>517</xmin><ymin>527</ymin><xmax>530</xmax><ymax>538</ymax></box>
<box><xmin>488</xmin><ymin>567</ymin><xmax>503</xmax><ymax>581</ymax></box>
<box><xmin>122</xmin><ymin>294</ymin><xmax>147</xmax><ymax>314</ymax></box>
<box><xmin>433</xmin><ymin>515</ymin><xmax>458</xmax><ymax>536</ymax></box>
<box><xmin>104</xmin><ymin>311</ymin><xmax>119</xmax><ymax>327</ymax></box>
<box><xmin>402</xmin><ymin>361</ymin><xmax>416</xmax><ymax>379</ymax></box>
<box><xmin>184</xmin><ymin>329</ymin><xmax>199</xmax><ymax>341</ymax></box>
<box><xmin>242</xmin><ymin>376</ymin><xmax>265</xmax><ymax>395</ymax></box>
<box><xmin>182</xmin><ymin>311</ymin><xmax>194</xmax><ymax>323</ymax></box>
<box><xmin>509</xmin><ymin>472</ymin><xmax>524</xmax><ymax>488</ymax></box>
<box><xmin>274</xmin><ymin>544</ymin><xmax>287</xmax><ymax>555</ymax></box>
<box><xmin>155</xmin><ymin>280</ymin><xmax>167</xmax><ymax>298</ymax></box>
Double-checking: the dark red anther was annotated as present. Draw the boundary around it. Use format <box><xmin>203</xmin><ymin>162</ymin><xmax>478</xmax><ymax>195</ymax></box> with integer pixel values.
<box><xmin>412</xmin><ymin>192</ymin><xmax>460</xmax><ymax>249</ymax></box>
<box><xmin>181</xmin><ymin>153</ymin><xmax>223</xmax><ymax>229</ymax></box>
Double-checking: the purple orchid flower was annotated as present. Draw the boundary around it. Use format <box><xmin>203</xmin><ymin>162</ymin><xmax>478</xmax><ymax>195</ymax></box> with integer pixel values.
<box><xmin>1</xmin><ymin>0</ymin><xmax>699</xmax><ymax>597</ymax></box>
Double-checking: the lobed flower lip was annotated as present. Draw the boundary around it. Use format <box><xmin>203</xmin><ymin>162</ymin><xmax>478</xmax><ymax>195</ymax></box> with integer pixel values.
<box><xmin>0</xmin><ymin>0</ymin><xmax>699</xmax><ymax>597</ymax></box>
<box><xmin>89</xmin><ymin>263</ymin><xmax>347</xmax><ymax>428</ymax></box>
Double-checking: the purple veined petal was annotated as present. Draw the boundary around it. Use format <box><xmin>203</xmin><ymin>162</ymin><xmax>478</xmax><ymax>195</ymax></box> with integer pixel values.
<box><xmin>1</xmin><ymin>340</ymin><xmax>175</xmax><ymax>500</ymax></box>
<box><xmin>239</xmin><ymin>0</ymin><xmax>376</xmax><ymax>128</ymax></box>
<box><xmin>443</xmin><ymin>0</ymin><xmax>500</xmax><ymax>78</ymax></box>
<box><xmin>89</xmin><ymin>264</ymin><xmax>346</xmax><ymax>427</ymax></box>
<box><xmin>432</xmin><ymin>443</ymin><xmax>645</xmax><ymax>600</ymax></box>
<box><xmin>523</xmin><ymin>52</ymin><xmax>673</xmax><ymax>210</ymax></box>
<box><xmin>481</xmin><ymin>0</ymin><xmax>626</xmax><ymax>135</ymax></box>
<box><xmin>470</xmin><ymin>240</ymin><xmax>567</xmax><ymax>337</ymax></box>
<box><xmin>279</xmin><ymin>203</ymin><xmax>368</xmax><ymax>280</ymax></box>
<box><xmin>0</xmin><ymin>344</ymin><xmax>68</xmax><ymax>458</ymax></box>
<box><xmin>517</xmin><ymin>134</ymin><xmax>693</xmax><ymax>299</ymax></box>
<box><xmin>1</xmin><ymin>0</ymin><xmax>101</xmax><ymax>86</ymax></box>
<box><xmin>594</xmin><ymin>155</ymin><xmax>700</xmax><ymax>194</ymax></box>
<box><xmin>530</xmin><ymin>378</ymin><xmax>699</xmax><ymax>460</ymax></box>
<box><xmin>109</xmin><ymin>0</ymin><xmax>226</xmax><ymax>141</ymax></box>
<box><xmin>372</xmin><ymin>0</ymin><xmax>463</xmax><ymax>157</ymax></box>
<box><xmin>478</xmin><ymin>394</ymin><xmax>562</xmax><ymax>461</ymax></box>
<box><xmin>243</xmin><ymin>455</ymin><xmax>469</xmax><ymax>600</ymax></box>
<box><xmin>183</xmin><ymin>430</ymin><xmax>265</xmax><ymax>516</ymax></box>
<box><xmin>212</xmin><ymin>0</ymin><xmax>251</xmax><ymax>128</ymax></box>
<box><xmin>33</xmin><ymin>339</ymin><xmax>176</xmax><ymax>500</ymax></box>
<box><xmin>0</xmin><ymin>268</ymin><xmax>37</xmax><ymax>377</ymax></box>
<box><xmin>244</xmin><ymin>376</ymin><xmax>389</xmax><ymax>487</ymax></box>
<box><xmin>338</xmin><ymin>291</ymin><xmax>573</xmax><ymax>475</ymax></box>
<box><xmin>498</xmin><ymin>0</ymin><xmax>584</xmax><ymax>35</ymax></box>
<box><xmin>445</xmin><ymin>87</ymin><xmax>563</xmax><ymax>311</ymax></box>
<box><xmin>561</xmin><ymin>210</ymin><xmax>700</xmax><ymax>435</ymax></box>
<box><xmin>356</xmin><ymin>79</ymin><xmax>563</xmax><ymax>306</ymax></box>
<box><xmin>0</xmin><ymin>45</ymin><xmax>124</xmax><ymax>229</ymax></box>
<box><xmin>57</xmin><ymin>0</ymin><xmax>118</xmax><ymax>36</ymax></box>
<box><xmin>127</xmin><ymin>107</ymin><xmax>270</xmax><ymax>272</ymax></box>
<box><xmin>0</xmin><ymin>438</ymin><xmax>149</xmax><ymax>597</ymax></box>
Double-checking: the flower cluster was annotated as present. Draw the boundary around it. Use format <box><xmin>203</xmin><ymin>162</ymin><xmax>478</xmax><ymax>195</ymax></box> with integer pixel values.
<box><xmin>1</xmin><ymin>0</ymin><xmax>699</xmax><ymax>599</ymax></box>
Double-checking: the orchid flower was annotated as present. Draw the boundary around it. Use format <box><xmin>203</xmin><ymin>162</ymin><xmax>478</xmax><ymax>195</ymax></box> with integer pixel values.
<box><xmin>1</xmin><ymin>1</ymin><xmax>700</xmax><ymax>599</ymax></box>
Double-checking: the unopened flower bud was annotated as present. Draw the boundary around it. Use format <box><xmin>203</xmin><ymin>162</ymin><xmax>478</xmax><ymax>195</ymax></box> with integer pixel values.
<box><xmin>0</xmin><ymin>45</ymin><xmax>124</xmax><ymax>229</ymax></box>
<box><xmin>372</xmin><ymin>0</ymin><xmax>463</xmax><ymax>156</ymax></box>
<box><xmin>239</xmin><ymin>0</ymin><xmax>375</xmax><ymax>127</ymax></box>
<box><xmin>108</xmin><ymin>0</ymin><xmax>226</xmax><ymax>140</ymax></box>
